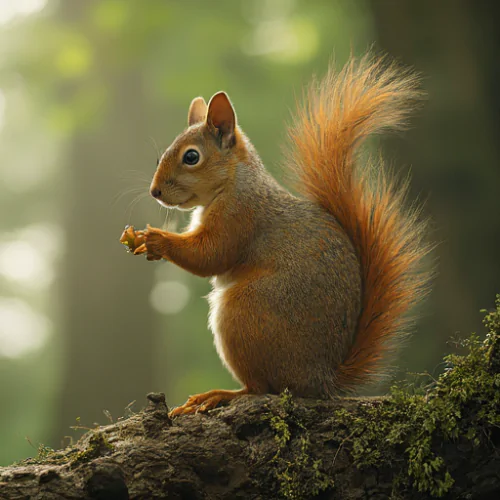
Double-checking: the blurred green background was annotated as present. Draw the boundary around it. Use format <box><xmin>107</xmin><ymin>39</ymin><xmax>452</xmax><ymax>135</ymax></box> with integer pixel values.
<box><xmin>0</xmin><ymin>0</ymin><xmax>499</xmax><ymax>465</ymax></box>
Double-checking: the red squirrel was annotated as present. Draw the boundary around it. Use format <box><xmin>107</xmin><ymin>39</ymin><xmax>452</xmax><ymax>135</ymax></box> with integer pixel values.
<box><xmin>121</xmin><ymin>54</ymin><xmax>431</xmax><ymax>417</ymax></box>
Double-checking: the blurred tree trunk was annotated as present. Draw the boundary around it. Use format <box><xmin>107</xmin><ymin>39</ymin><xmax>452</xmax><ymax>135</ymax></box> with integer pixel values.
<box><xmin>369</xmin><ymin>0</ymin><xmax>500</xmax><ymax>371</ymax></box>
<box><xmin>54</xmin><ymin>0</ymin><xmax>157</xmax><ymax>445</ymax></box>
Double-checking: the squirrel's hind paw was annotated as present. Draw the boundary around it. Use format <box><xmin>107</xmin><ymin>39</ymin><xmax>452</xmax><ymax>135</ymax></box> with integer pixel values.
<box><xmin>169</xmin><ymin>388</ymin><xmax>248</xmax><ymax>417</ymax></box>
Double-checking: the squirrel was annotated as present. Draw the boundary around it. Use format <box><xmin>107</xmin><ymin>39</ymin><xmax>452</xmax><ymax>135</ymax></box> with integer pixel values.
<box><xmin>123</xmin><ymin>53</ymin><xmax>431</xmax><ymax>416</ymax></box>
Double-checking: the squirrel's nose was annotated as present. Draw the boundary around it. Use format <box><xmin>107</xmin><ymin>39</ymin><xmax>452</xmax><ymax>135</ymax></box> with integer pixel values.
<box><xmin>150</xmin><ymin>187</ymin><xmax>162</xmax><ymax>199</ymax></box>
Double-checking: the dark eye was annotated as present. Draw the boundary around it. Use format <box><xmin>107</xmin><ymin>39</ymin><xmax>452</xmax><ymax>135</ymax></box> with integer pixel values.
<box><xmin>183</xmin><ymin>149</ymin><xmax>200</xmax><ymax>166</ymax></box>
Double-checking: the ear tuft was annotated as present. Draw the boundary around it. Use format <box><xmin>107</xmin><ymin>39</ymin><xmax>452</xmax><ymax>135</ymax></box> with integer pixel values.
<box><xmin>206</xmin><ymin>92</ymin><xmax>236</xmax><ymax>148</ymax></box>
<box><xmin>188</xmin><ymin>97</ymin><xmax>207</xmax><ymax>126</ymax></box>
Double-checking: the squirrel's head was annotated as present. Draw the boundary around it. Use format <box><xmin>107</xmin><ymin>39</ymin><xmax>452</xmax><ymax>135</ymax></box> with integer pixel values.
<box><xmin>150</xmin><ymin>92</ymin><xmax>245</xmax><ymax>210</ymax></box>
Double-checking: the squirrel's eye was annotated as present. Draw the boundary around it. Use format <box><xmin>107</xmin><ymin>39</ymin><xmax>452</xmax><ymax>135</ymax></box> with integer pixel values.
<box><xmin>183</xmin><ymin>149</ymin><xmax>200</xmax><ymax>166</ymax></box>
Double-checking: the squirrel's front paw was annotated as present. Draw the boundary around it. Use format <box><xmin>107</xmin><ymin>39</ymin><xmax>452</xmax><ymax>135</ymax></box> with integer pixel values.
<box><xmin>141</xmin><ymin>224</ymin><xmax>167</xmax><ymax>261</ymax></box>
<box><xmin>120</xmin><ymin>224</ymin><xmax>165</xmax><ymax>261</ymax></box>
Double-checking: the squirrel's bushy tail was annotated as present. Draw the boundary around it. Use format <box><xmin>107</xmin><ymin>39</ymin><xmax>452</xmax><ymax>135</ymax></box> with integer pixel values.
<box><xmin>287</xmin><ymin>53</ymin><xmax>432</xmax><ymax>392</ymax></box>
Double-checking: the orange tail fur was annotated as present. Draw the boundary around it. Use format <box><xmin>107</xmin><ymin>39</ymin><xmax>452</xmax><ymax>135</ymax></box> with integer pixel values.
<box><xmin>287</xmin><ymin>53</ymin><xmax>432</xmax><ymax>391</ymax></box>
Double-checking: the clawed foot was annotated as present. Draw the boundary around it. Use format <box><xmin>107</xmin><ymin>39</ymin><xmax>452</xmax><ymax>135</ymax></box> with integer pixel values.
<box><xmin>169</xmin><ymin>388</ymin><xmax>248</xmax><ymax>417</ymax></box>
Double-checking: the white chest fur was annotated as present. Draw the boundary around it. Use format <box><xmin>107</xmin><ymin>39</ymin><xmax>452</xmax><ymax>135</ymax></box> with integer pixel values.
<box><xmin>187</xmin><ymin>206</ymin><xmax>204</xmax><ymax>232</ymax></box>
<box><xmin>207</xmin><ymin>275</ymin><xmax>236</xmax><ymax>373</ymax></box>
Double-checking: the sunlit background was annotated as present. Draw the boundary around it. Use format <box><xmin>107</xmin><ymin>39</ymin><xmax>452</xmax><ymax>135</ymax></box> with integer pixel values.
<box><xmin>1</xmin><ymin>0</ymin><xmax>499</xmax><ymax>464</ymax></box>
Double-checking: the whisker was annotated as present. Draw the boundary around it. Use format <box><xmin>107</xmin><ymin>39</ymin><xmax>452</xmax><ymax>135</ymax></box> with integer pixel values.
<box><xmin>147</xmin><ymin>136</ymin><xmax>162</xmax><ymax>166</ymax></box>
<box><xmin>118</xmin><ymin>171</ymin><xmax>152</xmax><ymax>184</ymax></box>
<box><xmin>125</xmin><ymin>192</ymin><xmax>150</xmax><ymax>222</ymax></box>
<box><xmin>120</xmin><ymin>169</ymin><xmax>151</xmax><ymax>176</ymax></box>
<box><xmin>111</xmin><ymin>186</ymin><xmax>149</xmax><ymax>207</ymax></box>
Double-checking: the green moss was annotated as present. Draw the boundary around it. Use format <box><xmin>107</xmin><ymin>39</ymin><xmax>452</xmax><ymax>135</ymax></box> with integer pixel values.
<box><xmin>70</xmin><ymin>432</ymin><xmax>114</xmax><ymax>466</ymax></box>
<box><xmin>17</xmin><ymin>442</ymin><xmax>70</xmax><ymax>466</ymax></box>
<box><xmin>20</xmin><ymin>431</ymin><xmax>114</xmax><ymax>467</ymax></box>
<box><xmin>264</xmin><ymin>389</ymin><xmax>334</xmax><ymax>499</ymax></box>
<box><xmin>21</xmin><ymin>444</ymin><xmax>57</xmax><ymax>465</ymax></box>
<box><xmin>333</xmin><ymin>293</ymin><xmax>500</xmax><ymax>498</ymax></box>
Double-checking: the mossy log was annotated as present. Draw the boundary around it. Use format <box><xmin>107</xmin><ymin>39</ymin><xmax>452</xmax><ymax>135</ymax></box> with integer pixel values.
<box><xmin>1</xmin><ymin>298</ymin><xmax>499</xmax><ymax>500</ymax></box>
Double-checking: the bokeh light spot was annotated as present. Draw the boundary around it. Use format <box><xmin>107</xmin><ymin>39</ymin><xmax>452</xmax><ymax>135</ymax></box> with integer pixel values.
<box><xmin>55</xmin><ymin>37</ymin><xmax>93</xmax><ymax>78</ymax></box>
<box><xmin>0</xmin><ymin>298</ymin><xmax>50</xmax><ymax>358</ymax></box>
<box><xmin>244</xmin><ymin>17</ymin><xmax>319</xmax><ymax>63</ymax></box>
<box><xmin>0</xmin><ymin>0</ymin><xmax>47</xmax><ymax>25</ymax></box>
<box><xmin>150</xmin><ymin>281</ymin><xmax>190</xmax><ymax>315</ymax></box>
<box><xmin>0</xmin><ymin>224</ymin><xmax>63</xmax><ymax>289</ymax></box>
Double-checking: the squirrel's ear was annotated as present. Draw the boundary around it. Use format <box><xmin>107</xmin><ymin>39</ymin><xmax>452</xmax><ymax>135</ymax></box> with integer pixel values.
<box><xmin>206</xmin><ymin>91</ymin><xmax>236</xmax><ymax>148</ymax></box>
<box><xmin>188</xmin><ymin>97</ymin><xmax>207</xmax><ymax>126</ymax></box>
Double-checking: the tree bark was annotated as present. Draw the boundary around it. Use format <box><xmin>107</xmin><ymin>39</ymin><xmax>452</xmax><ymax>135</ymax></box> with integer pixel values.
<box><xmin>0</xmin><ymin>390</ymin><xmax>498</xmax><ymax>499</ymax></box>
